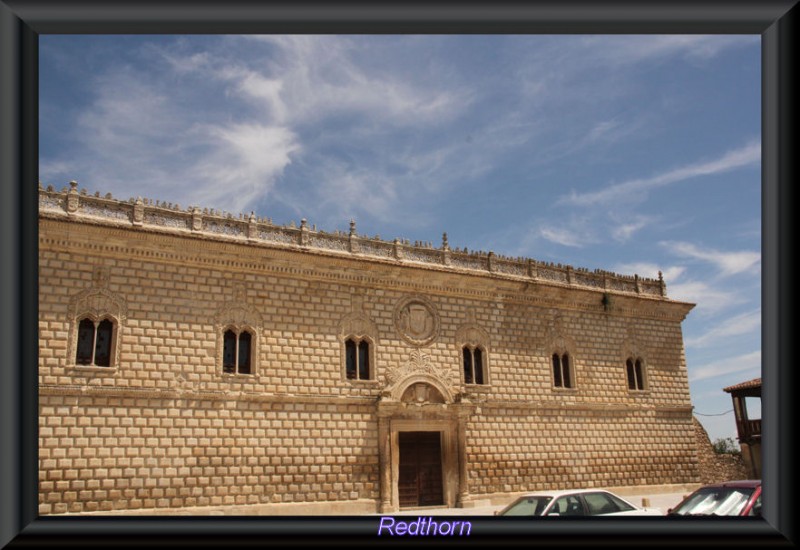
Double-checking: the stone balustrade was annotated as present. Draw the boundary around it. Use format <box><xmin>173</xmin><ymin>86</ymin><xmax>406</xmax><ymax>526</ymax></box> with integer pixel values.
<box><xmin>39</xmin><ymin>182</ymin><xmax>669</xmax><ymax>298</ymax></box>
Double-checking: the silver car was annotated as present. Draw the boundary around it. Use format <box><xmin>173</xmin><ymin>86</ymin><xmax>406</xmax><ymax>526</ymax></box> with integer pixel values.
<box><xmin>497</xmin><ymin>489</ymin><xmax>663</xmax><ymax>516</ymax></box>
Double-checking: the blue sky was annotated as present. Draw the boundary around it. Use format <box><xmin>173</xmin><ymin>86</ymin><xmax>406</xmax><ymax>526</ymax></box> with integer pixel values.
<box><xmin>39</xmin><ymin>35</ymin><xmax>762</xmax><ymax>443</ymax></box>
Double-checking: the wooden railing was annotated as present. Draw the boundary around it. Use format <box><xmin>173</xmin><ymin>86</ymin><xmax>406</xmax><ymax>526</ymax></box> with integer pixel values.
<box><xmin>737</xmin><ymin>418</ymin><xmax>762</xmax><ymax>440</ymax></box>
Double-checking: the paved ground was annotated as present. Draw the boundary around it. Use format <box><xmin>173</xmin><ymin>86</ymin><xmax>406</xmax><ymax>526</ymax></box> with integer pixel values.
<box><xmin>371</xmin><ymin>492</ymin><xmax>690</xmax><ymax>516</ymax></box>
<box><xmin>67</xmin><ymin>490</ymin><xmax>692</xmax><ymax>517</ymax></box>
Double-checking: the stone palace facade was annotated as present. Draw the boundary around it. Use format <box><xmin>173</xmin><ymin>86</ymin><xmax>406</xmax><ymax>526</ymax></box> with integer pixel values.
<box><xmin>38</xmin><ymin>182</ymin><xmax>699</xmax><ymax>514</ymax></box>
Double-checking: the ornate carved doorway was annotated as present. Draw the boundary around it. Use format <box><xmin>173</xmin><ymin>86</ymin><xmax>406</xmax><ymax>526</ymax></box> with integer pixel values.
<box><xmin>398</xmin><ymin>431</ymin><xmax>444</xmax><ymax>508</ymax></box>
<box><xmin>375</xmin><ymin>348</ymin><xmax>477</xmax><ymax>512</ymax></box>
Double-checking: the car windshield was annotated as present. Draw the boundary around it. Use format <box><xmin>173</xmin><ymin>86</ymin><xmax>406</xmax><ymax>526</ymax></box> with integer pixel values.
<box><xmin>500</xmin><ymin>496</ymin><xmax>553</xmax><ymax>516</ymax></box>
<box><xmin>670</xmin><ymin>487</ymin><xmax>755</xmax><ymax>516</ymax></box>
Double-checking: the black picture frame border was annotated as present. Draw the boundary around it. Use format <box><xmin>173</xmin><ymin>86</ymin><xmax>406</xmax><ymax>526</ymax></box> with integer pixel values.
<box><xmin>1</xmin><ymin>1</ymin><xmax>796</xmax><ymax>547</ymax></box>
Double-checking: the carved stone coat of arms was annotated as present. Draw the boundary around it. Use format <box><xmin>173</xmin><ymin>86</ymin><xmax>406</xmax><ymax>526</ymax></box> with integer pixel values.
<box><xmin>394</xmin><ymin>296</ymin><xmax>440</xmax><ymax>347</ymax></box>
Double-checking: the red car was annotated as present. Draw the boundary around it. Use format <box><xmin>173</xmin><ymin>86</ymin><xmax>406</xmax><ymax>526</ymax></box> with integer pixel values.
<box><xmin>667</xmin><ymin>480</ymin><xmax>762</xmax><ymax>516</ymax></box>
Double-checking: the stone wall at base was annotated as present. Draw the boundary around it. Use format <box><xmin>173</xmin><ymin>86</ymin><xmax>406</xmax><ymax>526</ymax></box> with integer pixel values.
<box><xmin>692</xmin><ymin>417</ymin><xmax>747</xmax><ymax>484</ymax></box>
<box><xmin>468</xmin><ymin>408</ymin><xmax>698</xmax><ymax>494</ymax></box>
<box><xmin>39</xmin><ymin>392</ymin><xmax>378</xmax><ymax>514</ymax></box>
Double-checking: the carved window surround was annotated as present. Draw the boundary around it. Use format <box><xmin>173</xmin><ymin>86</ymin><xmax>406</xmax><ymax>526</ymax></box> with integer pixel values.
<box><xmin>66</xmin><ymin>269</ymin><xmax>127</xmax><ymax>373</ymax></box>
<box><xmin>216</xmin><ymin>284</ymin><xmax>262</xmax><ymax>379</ymax></box>
<box><xmin>338</xmin><ymin>310</ymin><xmax>379</xmax><ymax>383</ymax></box>
<box><xmin>545</xmin><ymin>314</ymin><xmax>578</xmax><ymax>391</ymax></box>
<box><xmin>455</xmin><ymin>324</ymin><xmax>491</xmax><ymax>389</ymax></box>
<box><xmin>622</xmin><ymin>325</ymin><xmax>650</xmax><ymax>395</ymax></box>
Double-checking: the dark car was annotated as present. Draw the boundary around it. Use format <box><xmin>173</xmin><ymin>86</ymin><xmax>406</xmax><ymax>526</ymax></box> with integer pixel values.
<box><xmin>667</xmin><ymin>480</ymin><xmax>761</xmax><ymax>516</ymax></box>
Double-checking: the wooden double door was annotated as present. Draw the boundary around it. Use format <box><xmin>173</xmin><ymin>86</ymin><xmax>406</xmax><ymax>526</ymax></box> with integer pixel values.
<box><xmin>398</xmin><ymin>431</ymin><xmax>444</xmax><ymax>508</ymax></box>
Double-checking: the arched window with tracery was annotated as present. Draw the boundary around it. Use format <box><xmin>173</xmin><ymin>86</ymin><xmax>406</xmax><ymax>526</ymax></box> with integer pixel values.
<box><xmin>344</xmin><ymin>337</ymin><xmax>373</xmax><ymax>380</ymax></box>
<box><xmin>626</xmin><ymin>357</ymin><xmax>647</xmax><ymax>391</ymax></box>
<box><xmin>462</xmin><ymin>345</ymin><xmax>486</xmax><ymax>385</ymax></box>
<box><xmin>552</xmin><ymin>352</ymin><xmax>574</xmax><ymax>389</ymax></box>
<box><xmin>223</xmin><ymin>327</ymin><xmax>254</xmax><ymax>375</ymax></box>
<box><xmin>75</xmin><ymin>316</ymin><xmax>117</xmax><ymax>367</ymax></box>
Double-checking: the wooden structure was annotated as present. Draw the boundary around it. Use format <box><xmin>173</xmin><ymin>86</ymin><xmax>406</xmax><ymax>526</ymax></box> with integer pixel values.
<box><xmin>723</xmin><ymin>377</ymin><xmax>762</xmax><ymax>479</ymax></box>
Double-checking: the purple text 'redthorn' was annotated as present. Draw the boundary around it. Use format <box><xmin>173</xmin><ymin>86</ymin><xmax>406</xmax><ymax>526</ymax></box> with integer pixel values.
<box><xmin>378</xmin><ymin>516</ymin><xmax>472</xmax><ymax>536</ymax></box>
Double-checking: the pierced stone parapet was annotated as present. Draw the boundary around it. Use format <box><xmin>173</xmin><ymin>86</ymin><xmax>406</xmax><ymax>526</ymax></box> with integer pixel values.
<box><xmin>360</xmin><ymin>239</ymin><xmax>393</xmax><ymax>259</ymax></box>
<box><xmin>144</xmin><ymin>210</ymin><xmax>190</xmax><ymax>229</ymax></box>
<box><xmin>259</xmin><ymin>227</ymin><xmax>296</xmax><ymax>244</ymax></box>
<box><xmin>574</xmin><ymin>269</ymin><xmax>605</xmax><ymax>290</ymax></box>
<box><xmin>451</xmin><ymin>255</ymin><xmax>486</xmax><ymax>271</ymax></box>
<box><xmin>538</xmin><ymin>264</ymin><xmax>569</xmax><ymax>283</ymax></box>
<box><xmin>309</xmin><ymin>233</ymin><xmax>349</xmax><ymax>252</ymax></box>
<box><xmin>611</xmin><ymin>277</ymin><xmax>638</xmax><ymax>293</ymax></box>
<box><xmin>38</xmin><ymin>184</ymin><xmax>671</xmax><ymax>299</ymax></box>
<box><xmin>204</xmin><ymin>219</ymin><xmax>246</xmax><ymax>237</ymax></box>
<box><xmin>38</xmin><ymin>192</ymin><xmax>64</xmax><ymax>211</ymax></box>
<box><xmin>495</xmin><ymin>258</ymin><xmax>526</xmax><ymax>277</ymax></box>
<box><xmin>405</xmin><ymin>247</ymin><xmax>441</xmax><ymax>264</ymax></box>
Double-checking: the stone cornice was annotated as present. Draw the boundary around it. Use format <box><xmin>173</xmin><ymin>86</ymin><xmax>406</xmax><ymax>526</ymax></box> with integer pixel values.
<box><xmin>40</xmin><ymin>217</ymin><xmax>693</xmax><ymax>322</ymax></box>
<box><xmin>479</xmin><ymin>400</ymin><xmax>694</xmax><ymax>415</ymax></box>
<box><xmin>39</xmin><ymin>384</ymin><xmax>377</xmax><ymax>407</ymax></box>
<box><xmin>40</xmin><ymin>384</ymin><xmax>693</xmax><ymax>416</ymax></box>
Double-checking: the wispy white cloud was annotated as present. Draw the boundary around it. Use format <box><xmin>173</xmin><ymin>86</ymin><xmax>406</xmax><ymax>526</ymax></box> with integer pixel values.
<box><xmin>236</xmin><ymin>35</ymin><xmax>472</xmax><ymax>128</ymax></box>
<box><xmin>78</xmin><ymin>72</ymin><xmax>177</xmax><ymax>149</ymax></box>
<box><xmin>188</xmin><ymin>123</ymin><xmax>300</xmax><ymax>213</ymax></box>
<box><xmin>661</xmin><ymin>241</ymin><xmax>761</xmax><ymax>277</ymax></box>
<box><xmin>306</xmin><ymin>157</ymin><xmax>400</xmax><ymax>225</ymax></box>
<box><xmin>581</xmin><ymin>35</ymin><xmax>758</xmax><ymax>67</ymax></box>
<box><xmin>689</xmin><ymin>350</ymin><xmax>761</xmax><ymax>382</ymax></box>
<box><xmin>158</xmin><ymin>49</ymin><xmax>212</xmax><ymax>74</ymax></box>
<box><xmin>558</xmin><ymin>141</ymin><xmax>760</xmax><ymax>207</ymax></box>
<box><xmin>610</xmin><ymin>214</ymin><xmax>655</xmax><ymax>242</ymax></box>
<box><xmin>526</xmin><ymin>211</ymin><xmax>656</xmax><ymax>255</ymax></box>
<box><xmin>40</xmin><ymin>160</ymin><xmax>79</xmax><ymax>183</ymax></box>
<box><xmin>667</xmin><ymin>280</ymin><xmax>745</xmax><ymax>313</ymax></box>
<box><xmin>230</xmin><ymin>70</ymin><xmax>289</xmax><ymax>124</ymax></box>
<box><xmin>50</xmin><ymin>65</ymin><xmax>303</xmax><ymax>213</ymax></box>
<box><xmin>613</xmin><ymin>258</ymin><xmax>756</xmax><ymax>315</ymax></box>
<box><xmin>41</xmin><ymin>35</ymin><xmax>478</xmax><ymax>216</ymax></box>
<box><xmin>586</xmin><ymin>119</ymin><xmax>622</xmax><ymax>142</ymax></box>
<box><xmin>539</xmin><ymin>226</ymin><xmax>593</xmax><ymax>248</ymax></box>
<box><xmin>685</xmin><ymin>309</ymin><xmax>761</xmax><ymax>348</ymax></box>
